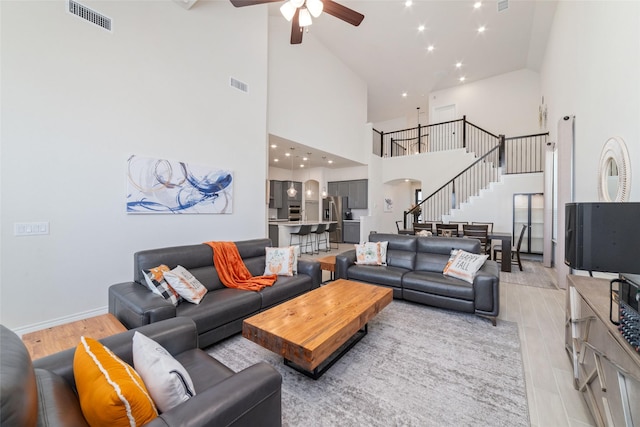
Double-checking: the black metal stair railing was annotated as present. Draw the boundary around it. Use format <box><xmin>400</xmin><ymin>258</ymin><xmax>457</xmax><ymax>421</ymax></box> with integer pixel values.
<box><xmin>404</xmin><ymin>141</ymin><xmax>502</xmax><ymax>228</ymax></box>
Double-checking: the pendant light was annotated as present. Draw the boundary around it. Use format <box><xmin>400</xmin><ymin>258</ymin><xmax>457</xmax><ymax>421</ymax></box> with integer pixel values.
<box><xmin>305</xmin><ymin>153</ymin><xmax>313</xmax><ymax>197</ymax></box>
<box><xmin>287</xmin><ymin>147</ymin><xmax>297</xmax><ymax>198</ymax></box>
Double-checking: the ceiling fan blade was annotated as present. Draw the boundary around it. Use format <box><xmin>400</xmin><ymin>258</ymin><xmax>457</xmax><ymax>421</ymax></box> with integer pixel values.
<box><xmin>290</xmin><ymin>9</ymin><xmax>303</xmax><ymax>44</ymax></box>
<box><xmin>229</xmin><ymin>0</ymin><xmax>281</xmax><ymax>7</ymax></box>
<box><xmin>322</xmin><ymin>0</ymin><xmax>364</xmax><ymax>26</ymax></box>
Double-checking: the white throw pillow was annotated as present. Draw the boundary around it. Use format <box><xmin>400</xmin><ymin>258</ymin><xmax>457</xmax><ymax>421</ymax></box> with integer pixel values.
<box><xmin>443</xmin><ymin>249</ymin><xmax>488</xmax><ymax>283</ymax></box>
<box><xmin>163</xmin><ymin>265</ymin><xmax>208</xmax><ymax>304</ymax></box>
<box><xmin>264</xmin><ymin>246</ymin><xmax>296</xmax><ymax>276</ymax></box>
<box><xmin>132</xmin><ymin>332</ymin><xmax>195</xmax><ymax>413</ymax></box>
<box><xmin>355</xmin><ymin>241</ymin><xmax>388</xmax><ymax>265</ymax></box>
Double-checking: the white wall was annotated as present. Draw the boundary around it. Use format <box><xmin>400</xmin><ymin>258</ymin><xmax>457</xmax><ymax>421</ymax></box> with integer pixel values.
<box><xmin>268</xmin><ymin>20</ymin><xmax>368</xmax><ymax>165</ymax></box>
<box><xmin>429</xmin><ymin>69</ymin><xmax>542</xmax><ymax>137</ymax></box>
<box><xmin>540</xmin><ymin>1</ymin><xmax>640</xmax><ymax>286</ymax></box>
<box><xmin>1</xmin><ymin>1</ymin><xmax>269</xmax><ymax>330</ymax></box>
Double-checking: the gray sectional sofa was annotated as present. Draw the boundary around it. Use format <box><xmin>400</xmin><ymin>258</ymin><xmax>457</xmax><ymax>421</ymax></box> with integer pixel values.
<box><xmin>0</xmin><ymin>317</ymin><xmax>282</xmax><ymax>427</ymax></box>
<box><xmin>335</xmin><ymin>233</ymin><xmax>500</xmax><ymax>325</ymax></box>
<box><xmin>109</xmin><ymin>238</ymin><xmax>321</xmax><ymax>348</ymax></box>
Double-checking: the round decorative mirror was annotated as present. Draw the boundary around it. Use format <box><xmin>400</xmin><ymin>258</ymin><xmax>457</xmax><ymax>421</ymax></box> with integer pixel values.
<box><xmin>598</xmin><ymin>136</ymin><xmax>631</xmax><ymax>202</ymax></box>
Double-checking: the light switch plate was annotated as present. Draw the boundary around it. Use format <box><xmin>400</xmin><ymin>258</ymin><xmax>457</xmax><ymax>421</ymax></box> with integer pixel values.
<box><xmin>14</xmin><ymin>222</ymin><xmax>49</xmax><ymax>236</ymax></box>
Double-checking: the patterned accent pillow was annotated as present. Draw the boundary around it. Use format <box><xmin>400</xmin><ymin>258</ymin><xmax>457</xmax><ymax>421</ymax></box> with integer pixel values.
<box><xmin>416</xmin><ymin>230</ymin><xmax>432</xmax><ymax>236</ymax></box>
<box><xmin>132</xmin><ymin>332</ymin><xmax>196</xmax><ymax>413</ymax></box>
<box><xmin>74</xmin><ymin>336</ymin><xmax>158</xmax><ymax>426</ymax></box>
<box><xmin>141</xmin><ymin>265</ymin><xmax>182</xmax><ymax>306</ymax></box>
<box><xmin>264</xmin><ymin>246</ymin><xmax>296</xmax><ymax>276</ymax></box>
<box><xmin>355</xmin><ymin>241</ymin><xmax>388</xmax><ymax>265</ymax></box>
<box><xmin>163</xmin><ymin>265</ymin><xmax>208</xmax><ymax>304</ymax></box>
<box><xmin>443</xmin><ymin>249</ymin><xmax>488</xmax><ymax>283</ymax></box>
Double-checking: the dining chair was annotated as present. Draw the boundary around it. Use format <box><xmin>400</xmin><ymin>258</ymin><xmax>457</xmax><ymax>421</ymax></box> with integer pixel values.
<box><xmin>413</xmin><ymin>222</ymin><xmax>433</xmax><ymax>234</ymax></box>
<box><xmin>462</xmin><ymin>224</ymin><xmax>490</xmax><ymax>256</ymax></box>
<box><xmin>448</xmin><ymin>221</ymin><xmax>468</xmax><ymax>235</ymax></box>
<box><xmin>472</xmin><ymin>221</ymin><xmax>494</xmax><ymax>233</ymax></box>
<box><xmin>435</xmin><ymin>223</ymin><xmax>460</xmax><ymax>237</ymax></box>
<box><xmin>396</xmin><ymin>221</ymin><xmax>413</xmax><ymax>235</ymax></box>
<box><xmin>493</xmin><ymin>224</ymin><xmax>527</xmax><ymax>271</ymax></box>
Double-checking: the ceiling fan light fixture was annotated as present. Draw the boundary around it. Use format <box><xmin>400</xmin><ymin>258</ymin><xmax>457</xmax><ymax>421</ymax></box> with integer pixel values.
<box><xmin>306</xmin><ymin>0</ymin><xmax>323</xmax><ymax>18</ymax></box>
<box><xmin>298</xmin><ymin>7</ymin><xmax>312</xmax><ymax>27</ymax></box>
<box><xmin>290</xmin><ymin>0</ymin><xmax>305</xmax><ymax>8</ymax></box>
<box><xmin>280</xmin><ymin>1</ymin><xmax>296</xmax><ymax>21</ymax></box>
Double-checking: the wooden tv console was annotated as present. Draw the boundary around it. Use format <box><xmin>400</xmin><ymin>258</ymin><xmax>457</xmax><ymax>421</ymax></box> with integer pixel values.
<box><xmin>565</xmin><ymin>275</ymin><xmax>640</xmax><ymax>426</ymax></box>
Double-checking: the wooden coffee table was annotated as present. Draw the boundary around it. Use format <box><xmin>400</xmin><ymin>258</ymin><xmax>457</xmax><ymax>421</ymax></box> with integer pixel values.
<box><xmin>22</xmin><ymin>313</ymin><xmax>127</xmax><ymax>360</ymax></box>
<box><xmin>242</xmin><ymin>279</ymin><xmax>392</xmax><ymax>379</ymax></box>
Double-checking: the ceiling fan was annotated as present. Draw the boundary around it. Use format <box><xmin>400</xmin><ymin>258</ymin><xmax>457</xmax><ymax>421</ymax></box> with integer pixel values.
<box><xmin>229</xmin><ymin>0</ymin><xmax>364</xmax><ymax>45</ymax></box>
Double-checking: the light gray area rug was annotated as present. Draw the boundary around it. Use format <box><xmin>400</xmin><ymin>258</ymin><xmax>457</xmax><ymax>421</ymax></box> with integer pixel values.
<box><xmin>208</xmin><ymin>301</ymin><xmax>529</xmax><ymax>427</ymax></box>
<box><xmin>500</xmin><ymin>260</ymin><xmax>557</xmax><ymax>289</ymax></box>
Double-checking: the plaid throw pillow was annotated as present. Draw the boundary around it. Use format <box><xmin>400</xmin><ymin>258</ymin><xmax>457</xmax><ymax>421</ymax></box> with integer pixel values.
<box><xmin>141</xmin><ymin>265</ymin><xmax>182</xmax><ymax>306</ymax></box>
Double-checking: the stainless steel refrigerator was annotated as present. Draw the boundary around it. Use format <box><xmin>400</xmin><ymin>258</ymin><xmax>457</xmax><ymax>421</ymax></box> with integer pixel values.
<box><xmin>322</xmin><ymin>196</ymin><xmax>349</xmax><ymax>243</ymax></box>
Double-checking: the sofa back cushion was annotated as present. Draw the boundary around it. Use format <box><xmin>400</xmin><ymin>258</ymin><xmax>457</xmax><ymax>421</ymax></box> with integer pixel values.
<box><xmin>369</xmin><ymin>233</ymin><xmax>416</xmax><ymax>270</ymax></box>
<box><xmin>0</xmin><ymin>325</ymin><xmax>38</xmax><ymax>427</ymax></box>
<box><xmin>134</xmin><ymin>239</ymin><xmax>271</xmax><ymax>292</ymax></box>
<box><xmin>414</xmin><ymin>236</ymin><xmax>481</xmax><ymax>272</ymax></box>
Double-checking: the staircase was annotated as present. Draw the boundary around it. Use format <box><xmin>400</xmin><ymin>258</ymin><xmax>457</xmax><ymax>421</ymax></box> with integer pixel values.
<box><xmin>373</xmin><ymin>118</ymin><xmax>548</xmax><ymax>226</ymax></box>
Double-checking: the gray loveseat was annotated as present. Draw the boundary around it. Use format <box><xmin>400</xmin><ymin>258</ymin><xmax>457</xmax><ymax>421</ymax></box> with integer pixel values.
<box><xmin>335</xmin><ymin>233</ymin><xmax>500</xmax><ymax>325</ymax></box>
<box><xmin>0</xmin><ymin>317</ymin><xmax>282</xmax><ymax>426</ymax></box>
<box><xmin>109</xmin><ymin>238</ymin><xmax>321</xmax><ymax>348</ymax></box>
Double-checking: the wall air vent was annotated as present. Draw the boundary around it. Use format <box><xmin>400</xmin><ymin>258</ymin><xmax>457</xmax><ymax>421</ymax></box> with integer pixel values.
<box><xmin>497</xmin><ymin>0</ymin><xmax>509</xmax><ymax>12</ymax></box>
<box><xmin>230</xmin><ymin>77</ymin><xmax>249</xmax><ymax>93</ymax></box>
<box><xmin>68</xmin><ymin>0</ymin><xmax>112</xmax><ymax>31</ymax></box>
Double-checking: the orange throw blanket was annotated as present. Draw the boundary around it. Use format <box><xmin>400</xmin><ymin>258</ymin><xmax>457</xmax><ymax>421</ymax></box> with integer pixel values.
<box><xmin>204</xmin><ymin>241</ymin><xmax>277</xmax><ymax>291</ymax></box>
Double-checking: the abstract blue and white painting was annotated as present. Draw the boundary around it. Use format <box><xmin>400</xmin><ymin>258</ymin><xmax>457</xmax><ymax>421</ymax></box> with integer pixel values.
<box><xmin>126</xmin><ymin>155</ymin><xmax>233</xmax><ymax>214</ymax></box>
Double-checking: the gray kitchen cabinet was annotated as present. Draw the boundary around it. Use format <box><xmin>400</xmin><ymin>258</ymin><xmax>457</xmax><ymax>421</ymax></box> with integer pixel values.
<box><xmin>327</xmin><ymin>180</ymin><xmax>368</xmax><ymax>209</ymax></box>
<box><xmin>328</xmin><ymin>182</ymin><xmax>338</xmax><ymax>196</ymax></box>
<box><xmin>343</xmin><ymin>221</ymin><xmax>360</xmax><ymax>243</ymax></box>
<box><xmin>348</xmin><ymin>180</ymin><xmax>368</xmax><ymax>209</ymax></box>
<box><xmin>269</xmin><ymin>180</ymin><xmax>283</xmax><ymax>209</ymax></box>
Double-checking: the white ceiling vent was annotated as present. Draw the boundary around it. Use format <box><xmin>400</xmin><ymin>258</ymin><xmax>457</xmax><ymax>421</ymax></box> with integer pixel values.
<box><xmin>497</xmin><ymin>0</ymin><xmax>509</xmax><ymax>12</ymax></box>
<box><xmin>68</xmin><ymin>0</ymin><xmax>112</xmax><ymax>31</ymax></box>
<box><xmin>230</xmin><ymin>77</ymin><xmax>249</xmax><ymax>93</ymax></box>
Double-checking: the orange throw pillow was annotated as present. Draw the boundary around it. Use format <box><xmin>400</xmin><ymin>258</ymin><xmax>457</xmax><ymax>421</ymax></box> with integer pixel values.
<box><xmin>74</xmin><ymin>336</ymin><xmax>157</xmax><ymax>427</ymax></box>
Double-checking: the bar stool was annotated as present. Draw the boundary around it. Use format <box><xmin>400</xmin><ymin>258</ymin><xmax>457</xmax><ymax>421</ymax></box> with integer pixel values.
<box><xmin>325</xmin><ymin>222</ymin><xmax>339</xmax><ymax>250</ymax></box>
<box><xmin>312</xmin><ymin>223</ymin><xmax>329</xmax><ymax>253</ymax></box>
<box><xmin>289</xmin><ymin>224</ymin><xmax>313</xmax><ymax>254</ymax></box>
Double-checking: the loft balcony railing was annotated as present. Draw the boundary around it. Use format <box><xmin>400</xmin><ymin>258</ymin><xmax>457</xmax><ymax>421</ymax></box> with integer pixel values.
<box><xmin>372</xmin><ymin>116</ymin><xmax>548</xmax><ymax>227</ymax></box>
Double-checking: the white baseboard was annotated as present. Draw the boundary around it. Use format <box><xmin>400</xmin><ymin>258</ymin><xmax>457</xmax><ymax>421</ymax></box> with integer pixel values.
<box><xmin>14</xmin><ymin>306</ymin><xmax>108</xmax><ymax>337</ymax></box>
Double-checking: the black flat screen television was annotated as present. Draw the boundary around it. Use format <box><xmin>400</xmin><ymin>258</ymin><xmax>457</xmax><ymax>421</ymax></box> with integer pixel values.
<box><xmin>565</xmin><ymin>202</ymin><xmax>640</xmax><ymax>274</ymax></box>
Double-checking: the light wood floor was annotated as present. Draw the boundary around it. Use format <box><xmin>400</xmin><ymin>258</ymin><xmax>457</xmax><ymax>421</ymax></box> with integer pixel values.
<box><xmin>301</xmin><ymin>243</ymin><xmax>595</xmax><ymax>426</ymax></box>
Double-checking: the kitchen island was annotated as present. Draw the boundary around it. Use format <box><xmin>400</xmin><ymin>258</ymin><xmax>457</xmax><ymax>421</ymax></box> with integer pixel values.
<box><xmin>268</xmin><ymin>221</ymin><xmax>337</xmax><ymax>251</ymax></box>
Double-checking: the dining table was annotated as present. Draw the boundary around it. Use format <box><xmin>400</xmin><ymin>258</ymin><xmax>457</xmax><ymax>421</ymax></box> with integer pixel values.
<box><xmin>487</xmin><ymin>231</ymin><xmax>512</xmax><ymax>272</ymax></box>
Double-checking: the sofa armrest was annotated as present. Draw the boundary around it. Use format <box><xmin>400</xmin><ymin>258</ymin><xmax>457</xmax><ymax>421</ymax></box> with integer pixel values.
<box><xmin>473</xmin><ymin>260</ymin><xmax>500</xmax><ymax>318</ymax></box>
<box><xmin>33</xmin><ymin>317</ymin><xmax>198</xmax><ymax>388</ymax></box>
<box><xmin>108</xmin><ymin>281</ymin><xmax>176</xmax><ymax>330</ymax></box>
<box><xmin>145</xmin><ymin>362</ymin><xmax>282</xmax><ymax>427</ymax></box>
<box><xmin>335</xmin><ymin>249</ymin><xmax>356</xmax><ymax>279</ymax></box>
<box><xmin>296</xmin><ymin>260</ymin><xmax>321</xmax><ymax>289</ymax></box>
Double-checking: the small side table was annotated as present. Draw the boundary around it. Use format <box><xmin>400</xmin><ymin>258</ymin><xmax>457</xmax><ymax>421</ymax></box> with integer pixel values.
<box><xmin>316</xmin><ymin>255</ymin><xmax>336</xmax><ymax>283</ymax></box>
<box><xmin>22</xmin><ymin>313</ymin><xmax>127</xmax><ymax>360</ymax></box>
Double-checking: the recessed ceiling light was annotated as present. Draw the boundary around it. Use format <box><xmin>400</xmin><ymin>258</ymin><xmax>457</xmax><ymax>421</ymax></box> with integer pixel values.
<box><xmin>418</xmin><ymin>25</ymin><xmax>425</xmax><ymax>32</ymax></box>
<box><xmin>459</xmin><ymin>76</ymin><xmax>466</xmax><ymax>82</ymax></box>
<box><xmin>285</xmin><ymin>152</ymin><xmax>291</xmax><ymax>157</ymax></box>
<box><xmin>274</xmin><ymin>158</ymin><xmax>279</xmax><ymax>162</ymax></box>
<box><xmin>328</xmin><ymin>160</ymin><xmax>333</xmax><ymax>164</ymax></box>
<box><xmin>303</xmin><ymin>157</ymin><xmax>308</xmax><ymax>161</ymax></box>
<box><xmin>478</xmin><ymin>26</ymin><xmax>486</xmax><ymax>33</ymax></box>
<box><xmin>300</xmin><ymin>164</ymin><xmax>305</xmax><ymax>168</ymax></box>
<box><xmin>474</xmin><ymin>1</ymin><xmax>482</xmax><ymax>9</ymax></box>
<box><xmin>455</xmin><ymin>62</ymin><xmax>462</xmax><ymax>68</ymax></box>
<box><xmin>405</xmin><ymin>0</ymin><xmax>412</xmax><ymax>7</ymax></box>
<box><xmin>427</xmin><ymin>45</ymin><xmax>434</xmax><ymax>52</ymax></box>
<box><xmin>405</xmin><ymin>179</ymin><xmax>410</xmax><ymax>182</ymax></box>
<box><xmin>402</xmin><ymin>92</ymin><xmax>408</xmax><ymax>97</ymax></box>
